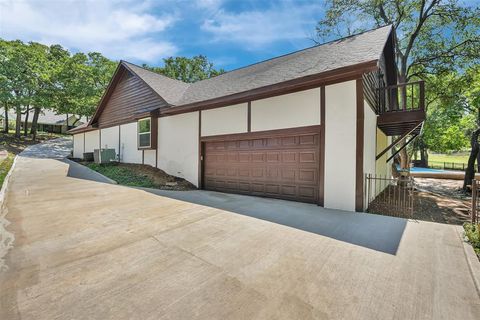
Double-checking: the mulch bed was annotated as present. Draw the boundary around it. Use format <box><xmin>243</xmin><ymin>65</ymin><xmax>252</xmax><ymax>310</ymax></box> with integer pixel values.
<box><xmin>74</xmin><ymin>160</ymin><xmax>196</xmax><ymax>191</ymax></box>
<box><xmin>369</xmin><ymin>178</ymin><xmax>472</xmax><ymax>225</ymax></box>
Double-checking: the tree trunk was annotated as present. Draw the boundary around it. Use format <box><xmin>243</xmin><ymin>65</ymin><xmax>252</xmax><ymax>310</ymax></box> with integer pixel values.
<box><xmin>464</xmin><ymin>128</ymin><xmax>480</xmax><ymax>191</ymax></box>
<box><xmin>421</xmin><ymin>147</ymin><xmax>428</xmax><ymax>167</ymax></box>
<box><xmin>23</xmin><ymin>106</ymin><xmax>30</xmax><ymax>136</ymax></box>
<box><xmin>476</xmin><ymin>152</ymin><xmax>480</xmax><ymax>173</ymax></box>
<box><xmin>3</xmin><ymin>105</ymin><xmax>8</xmax><ymax>133</ymax></box>
<box><xmin>30</xmin><ymin>107</ymin><xmax>41</xmax><ymax>141</ymax></box>
<box><xmin>15</xmin><ymin>106</ymin><xmax>22</xmax><ymax>138</ymax></box>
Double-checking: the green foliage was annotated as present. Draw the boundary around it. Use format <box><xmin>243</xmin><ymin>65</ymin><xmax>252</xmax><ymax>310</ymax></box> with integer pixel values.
<box><xmin>85</xmin><ymin>163</ymin><xmax>156</xmax><ymax>188</ymax></box>
<box><xmin>316</xmin><ymin>1</ymin><xmax>480</xmax><ymax>155</ymax></box>
<box><xmin>464</xmin><ymin>222</ymin><xmax>480</xmax><ymax>256</ymax></box>
<box><xmin>52</xmin><ymin>51</ymin><xmax>116</xmax><ymax>118</ymax></box>
<box><xmin>142</xmin><ymin>55</ymin><xmax>224</xmax><ymax>83</ymax></box>
<box><xmin>0</xmin><ymin>39</ymin><xmax>117</xmax><ymax>130</ymax></box>
<box><xmin>0</xmin><ymin>152</ymin><xmax>14</xmax><ymax>187</ymax></box>
<box><xmin>316</xmin><ymin>0</ymin><xmax>480</xmax><ymax>80</ymax></box>
<box><xmin>422</xmin><ymin>72</ymin><xmax>476</xmax><ymax>152</ymax></box>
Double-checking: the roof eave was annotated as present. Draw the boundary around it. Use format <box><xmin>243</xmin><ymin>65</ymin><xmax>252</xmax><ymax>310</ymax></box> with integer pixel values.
<box><xmin>160</xmin><ymin>60</ymin><xmax>379</xmax><ymax>116</ymax></box>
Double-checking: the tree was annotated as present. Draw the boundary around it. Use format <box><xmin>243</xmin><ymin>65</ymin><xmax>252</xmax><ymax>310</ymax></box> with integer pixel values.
<box><xmin>0</xmin><ymin>40</ymin><xmax>33</xmax><ymax>137</ymax></box>
<box><xmin>462</xmin><ymin>65</ymin><xmax>480</xmax><ymax>189</ymax></box>
<box><xmin>422</xmin><ymin>72</ymin><xmax>475</xmax><ymax>154</ymax></box>
<box><xmin>316</xmin><ymin>0</ymin><xmax>480</xmax><ymax>168</ymax></box>
<box><xmin>142</xmin><ymin>55</ymin><xmax>224</xmax><ymax>83</ymax></box>
<box><xmin>48</xmin><ymin>50</ymin><xmax>116</xmax><ymax>129</ymax></box>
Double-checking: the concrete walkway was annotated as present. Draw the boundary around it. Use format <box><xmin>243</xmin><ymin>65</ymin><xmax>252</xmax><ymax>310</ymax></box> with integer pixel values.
<box><xmin>0</xmin><ymin>141</ymin><xmax>479</xmax><ymax>319</ymax></box>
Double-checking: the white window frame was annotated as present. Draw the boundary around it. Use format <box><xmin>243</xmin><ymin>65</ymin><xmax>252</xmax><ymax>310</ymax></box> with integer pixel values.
<box><xmin>137</xmin><ymin>117</ymin><xmax>151</xmax><ymax>149</ymax></box>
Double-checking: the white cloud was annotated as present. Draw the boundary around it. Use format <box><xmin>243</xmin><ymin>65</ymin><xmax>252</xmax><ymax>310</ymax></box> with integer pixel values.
<box><xmin>201</xmin><ymin>1</ymin><xmax>322</xmax><ymax>49</ymax></box>
<box><xmin>0</xmin><ymin>0</ymin><xmax>178</xmax><ymax>62</ymax></box>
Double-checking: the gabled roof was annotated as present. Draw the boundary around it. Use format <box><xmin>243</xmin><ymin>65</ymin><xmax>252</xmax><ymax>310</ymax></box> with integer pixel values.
<box><xmin>7</xmin><ymin>110</ymin><xmax>86</xmax><ymax>126</ymax></box>
<box><xmin>121</xmin><ymin>61</ymin><xmax>190</xmax><ymax>105</ymax></box>
<box><xmin>177</xmin><ymin>25</ymin><xmax>392</xmax><ymax>106</ymax></box>
<box><xmin>78</xmin><ymin>25</ymin><xmax>392</xmax><ymax>133</ymax></box>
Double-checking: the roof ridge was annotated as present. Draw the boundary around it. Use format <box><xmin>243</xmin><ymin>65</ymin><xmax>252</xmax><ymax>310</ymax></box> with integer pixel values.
<box><xmin>121</xmin><ymin>60</ymin><xmax>190</xmax><ymax>86</ymax></box>
<box><xmin>191</xmin><ymin>24</ymin><xmax>392</xmax><ymax>83</ymax></box>
<box><xmin>122</xmin><ymin>24</ymin><xmax>391</xmax><ymax>88</ymax></box>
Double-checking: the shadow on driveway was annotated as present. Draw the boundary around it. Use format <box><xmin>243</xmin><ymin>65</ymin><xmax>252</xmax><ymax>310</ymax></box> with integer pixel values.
<box><xmin>48</xmin><ymin>149</ymin><xmax>407</xmax><ymax>256</ymax></box>
<box><xmin>140</xmin><ymin>188</ymin><xmax>408</xmax><ymax>255</ymax></box>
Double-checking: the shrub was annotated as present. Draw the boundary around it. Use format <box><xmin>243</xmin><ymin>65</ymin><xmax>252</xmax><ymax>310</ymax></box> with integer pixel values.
<box><xmin>0</xmin><ymin>153</ymin><xmax>14</xmax><ymax>187</ymax></box>
<box><xmin>464</xmin><ymin>222</ymin><xmax>480</xmax><ymax>256</ymax></box>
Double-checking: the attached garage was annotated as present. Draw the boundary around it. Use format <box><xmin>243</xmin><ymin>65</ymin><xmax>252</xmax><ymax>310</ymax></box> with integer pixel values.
<box><xmin>69</xmin><ymin>25</ymin><xmax>412</xmax><ymax>212</ymax></box>
<box><xmin>202</xmin><ymin>126</ymin><xmax>320</xmax><ymax>203</ymax></box>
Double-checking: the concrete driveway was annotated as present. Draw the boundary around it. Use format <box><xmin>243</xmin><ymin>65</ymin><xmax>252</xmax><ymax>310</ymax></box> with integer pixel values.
<box><xmin>0</xmin><ymin>140</ymin><xmax>479</xmax><ymax>319</ymax></box>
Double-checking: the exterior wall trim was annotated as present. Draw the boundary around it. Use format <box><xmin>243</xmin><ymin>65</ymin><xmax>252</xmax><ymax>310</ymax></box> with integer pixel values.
<box><xmin>198</xmin><ymin>110</ymin><xmax>202</xmax><ymax>189</ymax></box>
<box><xmin>355</xmin><ymin>78</ymin><xmax>365</xmax><ymax>212</ymax></box>
<box><xmin>199</xmin><ymin>125</ymin><xmax>320</xmax><ymax>142</ymax></box>
<box><xmin>70</xmin><ymin>62</ymin><xmax>378</xmax><ymax>134</ymax></box>
<box><xmin>160</xmin><ymin>61</ymin><xmax>378</xmax><ymax>117</ymax></box>
<box><xmin>247</xmin><ymin>101</ymin><xmax>251</xmax><ymax>132</ymax></box>
<box><xmin>319</xmin><ymin>86</ymin><xmax>325</xmax><ymax>206</ymax></box>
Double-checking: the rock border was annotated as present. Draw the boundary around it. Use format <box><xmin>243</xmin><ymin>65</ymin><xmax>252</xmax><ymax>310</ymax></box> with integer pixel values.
<box><xmin>0</xmin><ymin>154</ymin><xmax>18</xmax><ymax>213</ymax></box>
<box><xmin>0</xmin><ymin>155</ymin><xmax>18</xmax><ymax>271</ymax></box>
<box><xmin>456</xmin><ymin>225</ymin><xmax>480</xmax><ymax>299</ymax></box>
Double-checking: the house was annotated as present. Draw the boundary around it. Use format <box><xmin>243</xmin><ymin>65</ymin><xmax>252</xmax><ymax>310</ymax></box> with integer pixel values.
<box><xmin>69</xmin><ymin>25</ymin><xmax>425</xmax><ymax>212</ymax></box>
<box><xmin>3</xmin><ymin>109</ymin><xmax>86</xmax><ymax>134</ymax></box>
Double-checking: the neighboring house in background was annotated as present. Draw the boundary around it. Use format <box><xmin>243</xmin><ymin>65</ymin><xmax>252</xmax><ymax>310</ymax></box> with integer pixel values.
<box><xmin>69</xmin><ymin>25</ymin><xmax>425</xmax><ymax>212</ymax></box>
<box><xmin>5</xmin><ymin>109</ymin><xmax>86</xmax><ymax>134</ymax></box>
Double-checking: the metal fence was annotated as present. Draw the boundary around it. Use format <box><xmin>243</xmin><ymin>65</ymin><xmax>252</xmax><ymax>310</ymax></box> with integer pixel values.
<box><xmin>427</xmin><ymin>160</ymin><xmax>469</xmax><ymax>171</ymax></box>
<box><xmin>365</xmin><ymin>174</ymin><xmax>415</xmax><ymax>218</ymax></box>
<box><xmin>471</xmin><ymin>180</ymin><xmax>479</xmax><ymax>223</ymax></box>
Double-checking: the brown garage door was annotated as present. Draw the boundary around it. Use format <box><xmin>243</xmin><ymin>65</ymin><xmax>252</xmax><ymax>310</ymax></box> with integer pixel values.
<box><xmin>202</xmin><ymin>127</ymin><xmax>320</xmax><ymax>203</ymax></box>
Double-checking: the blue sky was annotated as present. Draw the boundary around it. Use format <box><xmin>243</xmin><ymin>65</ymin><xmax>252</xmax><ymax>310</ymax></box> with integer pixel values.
<box><xmin>0</xmin><ymin>0</ymin><xmax>325</xmax><ymax>70</ymax></box>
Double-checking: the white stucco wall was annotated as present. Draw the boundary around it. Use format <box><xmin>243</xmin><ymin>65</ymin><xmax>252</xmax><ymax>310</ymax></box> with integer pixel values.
<box><xmin>251</xmin><ymin>88</ymin><xmax>321</xmax><ymax>131</ymax></box>
<box><xmin>158</xmin><ymin>112</ymin><xmax>199</xmax><ymax>186</ymax></box>
<box><xmin>201</xmin><ymin>103</ymin><xmax>248</xmax><ymax>136</ymax></box>
<box><xmin>120</xmin><ymin>122</ymin><xmax>142</xmax><ymax>164</ymax></box>
<box><xmin>324</xmin><ymin>81</ymin><xmax>357</xmax><ymax>211</ymax></box>
<box><xmin>84</xmin><ymin>130</ymin><xmax>100</xmax><ymax>153</ymax></box>
<box><xmin>100</xmin><ymin>126</ymin><xmax>120</xmax><ymax>155</ymax></box>
<box><xmin>376</xmin><ymin>129</ymin><xmax>392</xmax><ymax>178</ymax></box>
<box><xmin>73</xmin><ymin>133</ymin><xmax>85</xmax><ymax>158</ymax></box>
<box><xmin>364</xmin><ymin>101</ymin><xmax>377</xmax><ymax>210</ymax></box>
<box><xmin>143</xmin><ymin>149</ymin><xmax>156</xmax><ymax>167</ymax></box>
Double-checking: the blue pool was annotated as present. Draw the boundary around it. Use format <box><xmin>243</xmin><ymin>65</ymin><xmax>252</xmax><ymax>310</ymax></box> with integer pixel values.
<box><xmin>396</xmin><ymin>166</ymin><xmax>447</xmax><ymax>173</ymax></box>
<box><xmin>410</xmin><ymin>167</ymin><xmax>446</xmax><ymax>173</ymax></box>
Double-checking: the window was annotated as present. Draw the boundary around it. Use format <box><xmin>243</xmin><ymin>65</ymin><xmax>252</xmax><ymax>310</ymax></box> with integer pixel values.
<box><xmin>138</xmin><ymin>118</ymin><xmax>151</xmax><ymax>148</ymax></box>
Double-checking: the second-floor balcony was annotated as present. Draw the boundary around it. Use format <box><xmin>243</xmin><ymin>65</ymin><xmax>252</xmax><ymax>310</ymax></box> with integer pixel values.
<box><xmin>377</xmin><ymin>81</ymin><xmax>425</xmax><ymax>136</ymax></box>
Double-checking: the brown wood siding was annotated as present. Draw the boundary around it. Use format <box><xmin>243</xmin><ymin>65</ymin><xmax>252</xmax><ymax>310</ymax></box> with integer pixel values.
<box><xmin>97</xmin><ymin>70</ymin><xmax>167</xmax><ymax>128</ymax></box>
<box><xmin>362</xmin><ymin>71</ymin><xmax>384</xmax><ymax>114</ymax></box>
<box><xmin>203</xmin><ymin>126</ymin><xmax>320</xmax><ymax>203</ymax></box>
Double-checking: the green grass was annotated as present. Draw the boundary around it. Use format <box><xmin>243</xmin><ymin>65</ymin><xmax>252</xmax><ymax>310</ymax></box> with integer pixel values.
<box><xmin>0</xmin><ymin>153</ymin><xmax>15</xmax><ymax>187</ymax></box>
<box><xmin>85</xmin><ymin>163</ymin><xmax>156</xmax><ymax>188</ymax></box>
<box><xmin>464</xmin><ymin>223</ymin><xmax>480</xmax><ymax>257</ymax></box>
<box><xmin>428</xmin><ymin>152</ymin><xmax>469</xmax><ymax>164</ymax></box>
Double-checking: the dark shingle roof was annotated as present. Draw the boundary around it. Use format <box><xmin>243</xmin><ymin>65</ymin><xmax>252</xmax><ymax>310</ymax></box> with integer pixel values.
<box><xmin>123</xmin><ymin>25</ymin><xmax>391</xmax><ymax>107</ymax></box>
<box><xmin>121</xmin><ymin>61</ymin><xmax>190</xmax><ymax>105</ymax></box>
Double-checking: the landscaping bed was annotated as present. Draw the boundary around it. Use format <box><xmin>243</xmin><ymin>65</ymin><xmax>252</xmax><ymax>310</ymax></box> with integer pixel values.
<box><xmin>82</xmin><ymin>162</ymin><xmax>196</xmax><ymax>191</ymax></box>
<box><xmin>0</xmin><ymin>152</ymin><xmax>14</xmax><ymax>187</ymax></box>
<box><xmin>464</xmin><ymin>223</ymin><xmax>480</xmax><ymax>259</ymax></box>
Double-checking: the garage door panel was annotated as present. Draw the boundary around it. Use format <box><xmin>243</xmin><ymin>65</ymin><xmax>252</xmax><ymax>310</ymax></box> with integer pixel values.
<box><xmin>203</xmin><ymin>128</ymin><xmax>320</xmax><ymax>203</ymax></box>
<box><xmin>299</xmin><ymin>151</ymin><xmax>316</xmax><ymax>163</ymax></box>
<box><xmin>299</xmin><ymin>169</ymin><xmax>316</xmax><ymax>183</ymax></box>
